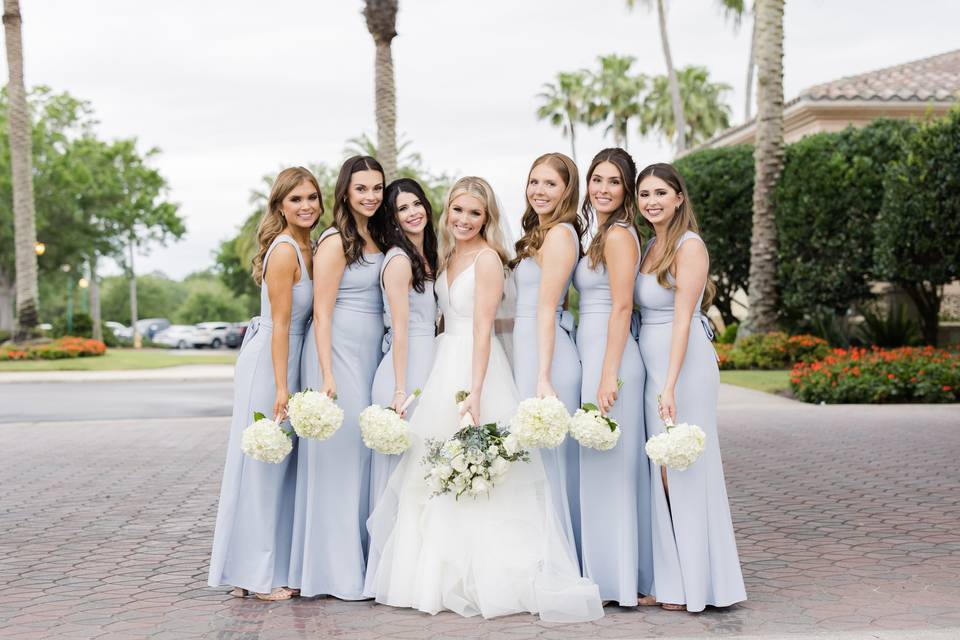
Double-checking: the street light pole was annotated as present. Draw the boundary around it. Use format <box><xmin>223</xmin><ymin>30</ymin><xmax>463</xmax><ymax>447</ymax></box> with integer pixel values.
<box><xmin>62</xmin><ymin>264</ymin><xmax>74</xmax><ymax>335</ymax></box>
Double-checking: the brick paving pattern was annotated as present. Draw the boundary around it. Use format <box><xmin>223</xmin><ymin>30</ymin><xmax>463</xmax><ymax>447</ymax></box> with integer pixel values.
<box><xmin>1</xmin><ymin>395</ymin><xmax>959</xmax><ymax>638</ymax></box>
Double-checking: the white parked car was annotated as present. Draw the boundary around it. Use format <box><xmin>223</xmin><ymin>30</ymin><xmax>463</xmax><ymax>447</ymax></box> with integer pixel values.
<box><xmin>194</xmin><ymin>322</ymin><xmax>231</xmax><ymax>349</ymax></box>
<box><xmin>153</xmin><ymin>325</ymin><xmax>202</xmax><ymax>349</ymax></box>
<box><xmin>104</xmin><ymin>321</ymin><xmax>128</xmax><ymax>337</ymax></box>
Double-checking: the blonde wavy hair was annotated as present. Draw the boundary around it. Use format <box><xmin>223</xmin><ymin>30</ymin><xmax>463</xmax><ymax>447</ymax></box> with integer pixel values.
<box><xmin>636</xmin><ymin>162</ymin><xmax>715</xmax><ymax>311</ymax></box>
<box><xmin>437</xmin><ymin>176</ymin><xmax>510</xmax><ymax>271</ymax></box>
<box><xmin>252</xmin><ymin>166</ymin><xmax>322</xmax><ymax>285</ymax></box>
<box><xmin>510</xmin><ymin>152</ymin><xmax>582</xmax><ymax>269</ymax></box>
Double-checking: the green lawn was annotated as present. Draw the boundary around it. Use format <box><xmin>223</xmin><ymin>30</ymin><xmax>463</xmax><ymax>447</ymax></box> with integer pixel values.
<box><xmin>0</xmin><ymin>348</ymin><xmax>238</xmax><ymax>372</ymax></box>
<box><xmin>719</xmin><ymin>369</ymin><xmax>792</xmax><ymax>394</ymax></box>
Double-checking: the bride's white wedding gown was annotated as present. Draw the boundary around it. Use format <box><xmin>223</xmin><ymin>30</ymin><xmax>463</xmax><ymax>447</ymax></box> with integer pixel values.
<box><xmin>364</xmin><ymin>251</ymin><xmax>603</xmax><ymax>622</ymax></box>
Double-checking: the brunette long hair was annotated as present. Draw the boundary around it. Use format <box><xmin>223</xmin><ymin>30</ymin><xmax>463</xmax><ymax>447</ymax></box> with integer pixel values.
<box><xmin>252</xmin><ymin>166</ymin><xmax>322</xmax><ymax>285</ymax></box>
<box><xmin>636</xmin><ymin>162</ymin><xmax>715</xmax><ymax>311</ymax></box>
<box><xmin>582</xmin><ymin>148</ymin><xmax>639</xmax><ymax>269</ymax></box>
<box><xmin>328</xmin><ymin>155</ymin><xmax>388</xmax><ymax>265</ymax></box>
<box><xmin>510</xmin><ymin>152</ymin><xmax>583</xmax><ymax>269</ymax></box>
<box><xmin>379</xmin><ymin>178</ymin><xmax>439</xmax><ymax>293</ymax></box>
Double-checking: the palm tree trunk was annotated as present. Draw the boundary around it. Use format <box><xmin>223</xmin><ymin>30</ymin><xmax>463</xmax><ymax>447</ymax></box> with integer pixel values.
<box><xmin>741</xmin><ymin>0</ymin><xmax>784</xmax><ymax>337</ymax></box>
<box><xmin>0</xmin><ymin>265</ymin><xmax>14</xmax><ymax>332</ymax></box>
<box><xmin>744</xmin><ymin>6</ymin><xmax>757</xmax><ymax>121</ymax></box>
<box><xmin>89</xmin><ymin>252</ymin><xmax>102</xmax><ymax>342</ymax></box>
<box><xmin>656</xmin><ymin>0</ymin><xmax>686</xmax><ymax>153</ymax></box>
<box><xmin>128</xmin><ymin>237</ymin><xmax>140</xmax><ymax>348</ymax></box>
<box><xmin>3</xmin><ymin>0</ymin><xmax>39</xmax><ymax>342</ymax></box>
<box><xmin>373</xmin><ymin>39</ymin><xmax>398</xmax><ymax>182</ymax></box>
<box><xmin>567</xmin><ymin>114</ymin><xmax>577</xmax><ymax>163</ymax></box>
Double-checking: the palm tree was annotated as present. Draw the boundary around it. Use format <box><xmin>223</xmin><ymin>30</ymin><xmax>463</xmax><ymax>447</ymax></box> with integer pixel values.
<box><xmin>744</xmin><ymin>1</ymin><xmax>757</xmax><ymax>121</ymax></box>
<box><xmin>640</xmin><ymin>65</ymin><xmax>732</xmax><ymax>149</ymax></box>
<box><xmin>3</xmin><ymin>0</ymin><xmax>39</xmax><ymax>342</ymax></box>
<box><xmin>585</xmin><ymin>55</ymin><xmax>646</xmax><ymax>150</ymax></box>
<box><xmin>536</xmin><ymin>70</ymin><xmax>590</xmax><ymax>162</ymax></box>
<box><xmin>740</xmin><ymin>0</ymin><xmax>784</xmax><ymax>336</ymax></box>
<box><xmin>363</xmin><ymin>0</ymin><xmax>399</xmax><ymax>182</ymax></box>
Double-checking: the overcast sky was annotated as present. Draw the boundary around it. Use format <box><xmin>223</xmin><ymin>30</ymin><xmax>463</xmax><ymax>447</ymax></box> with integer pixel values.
<box><xmin>7</xmin><ymin>0</ymin><xmax>959</xmax><ymax>279</ymax></box>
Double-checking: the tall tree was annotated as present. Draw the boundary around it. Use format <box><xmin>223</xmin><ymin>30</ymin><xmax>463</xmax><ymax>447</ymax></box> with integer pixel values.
<box><xmin>640</xmin><ymin>65</ymin><xmax>732</xmax><ymax>149</ymax></box>
<box><xmin>626</xmin><ymin>0</ymin><xmax>686</xmax><ymax>152</ymax></box>
<box><xmin>2</xmin><ymin>0</ymin><xmax>38</xmax><ymax>341</ymax></box>
<box><xmin>585</xmin><ymin>55</ymin><xmax>646</xmax><ymax>150</ymax></box>
<box><xmin>363</xmin><ymin>0</ymin><xmax>399</xmax><ymax>182</ymax></box>
<box><xmin>536</xmin><ymin>70</ymin><xmax>590</xmax><ymax>162</ymax></box>
<box><xmin>744</xmin><ymin>1</ymin><xmax>757</xmax><ymax>121</ymax></box>
<box><xmin>740</xmin><ymin>0</ymin><xmax>784</xmax><ymax>336</ymax></box>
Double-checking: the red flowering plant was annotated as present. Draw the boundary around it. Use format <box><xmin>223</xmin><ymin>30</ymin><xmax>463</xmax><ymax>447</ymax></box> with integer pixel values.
<box><xmin>0</xmin><ymin>337</ymin><xmax>107</xmax><ymax>361</ymax></box>
<box><xmin>790</xmin><ymin>346</ymin><xmax>960</xmax><ymax>404</ymax></box>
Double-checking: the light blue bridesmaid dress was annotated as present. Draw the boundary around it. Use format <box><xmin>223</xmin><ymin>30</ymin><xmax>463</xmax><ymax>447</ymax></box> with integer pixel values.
<box><xmin>511</xmin><ymin>222</ymin><xmax>582</xmax><ymax>562</ymax></box>
<box><xmin>635</xmin><ymin>230</ymin><xmax>746</xmax><ymax>612</ymax></box>
<box><xmin>368</xmin><ymin>246</ymin><xmax>438</xmax><ymax>514</ymax></box>
<box><xmin>208</xmin><ymin>234</ymin><xmax>312</xmax><ymax>594</ymax></box>
<box><xmin>573</xmin><ymin>223</ymin><xmax>654</xmax><ymax>606</ymax></box>
<box><xmin>288</xmin><ymin>227</ymin><xmax>383</xmax><ymax>599</ymax></box>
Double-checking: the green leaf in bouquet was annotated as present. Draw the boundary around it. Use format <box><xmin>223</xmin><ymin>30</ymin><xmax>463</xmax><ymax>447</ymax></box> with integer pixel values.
<box><xmin>603</xmin><ymin>417</ymin><xmax>618</xmax><ymax>433</ymax></box>
<box><xmin>616</xmin><ymin>377</ymin><xmax>624</xmax><ymax>390</ymax></box>
<box><xmin>455</xmin><ymin>390</ymin><xmax>470</xmax><ymax>403</ymax></box>
<box><xmin>581</xmin><ymin>402</ymin><xmax>599</xmax><ymax>412</ymax></box>
<box><xmin>253</xmin><ymin>411</ymin><xmax>266</xmax><ymax>421</ymax></box>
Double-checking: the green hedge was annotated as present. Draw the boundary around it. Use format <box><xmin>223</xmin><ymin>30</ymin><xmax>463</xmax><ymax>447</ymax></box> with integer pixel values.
<box><xmin>714</xmin><ymin>332</ymin><xmax>830</xmax><ymax>370</ymax></box>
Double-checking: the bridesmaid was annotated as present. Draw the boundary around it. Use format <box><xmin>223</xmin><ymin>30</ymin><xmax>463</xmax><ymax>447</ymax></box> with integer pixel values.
<box><xmin>573</xmin><ymin>148</ymin><xmax>654</xmax><ymax>606</ymax></box>
<box><xmin>289</xmin><ymin>155</ymin><xmax>387</xmax><ymax>599</ymax></box>
<box><xmin>510</xmin><ymin>152</ymin><xmax>583</xmax><ymax>561</ymax></box>
<box><xmin>368</xmin><ymin>178</ymin><xmax>439</xmax><ymax>513</ymax></box>
<box><xmin>208</xmin><ymin>167</ymin><xmax>321</xmax><ymax>600</ymax></box>
<box><xmin>634</xmin><ymin>162</ymin><xmax>746</xmax><ymax>612</ymax></box>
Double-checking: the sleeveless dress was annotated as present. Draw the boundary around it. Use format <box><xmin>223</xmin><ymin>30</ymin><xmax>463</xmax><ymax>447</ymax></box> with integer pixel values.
<box><xmin>364</xmin><ymin>249</ymin><xmax>603</xmax><ymax>622</ymax></box>
<box><xmin>634</xmin><ymin>230</ymin><xmax>746</xmax><ymax>612</ymax></box>
<box><xmin>511</xmin><ymin>222</ymin><xmax>581</xmax><ymax>561</ymax></box>
<box><xmin>573</xmin><ymin>223</ymin><xmax>654</xmax><ymax>605</ymax></box>
<box><xmin>369</xmin><ymin>246</ymin><xmax>438</xmax><ymax>515</ymax></box>
<box><xmin>208</xmin><ymin>234</ymin><xmax>312</xmax><ymax>593</ymax></box>
<box><xmin>288</xmin><ymin>227</ymin><xmax>384</xmax><ymax>599</ymax></box>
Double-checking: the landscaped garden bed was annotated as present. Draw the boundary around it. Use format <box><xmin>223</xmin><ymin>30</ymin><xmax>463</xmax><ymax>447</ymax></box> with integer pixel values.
<box><xmin>0</xmin><ymin>336</ymin><xmax>107</xmax><ymax>361</ymax></box>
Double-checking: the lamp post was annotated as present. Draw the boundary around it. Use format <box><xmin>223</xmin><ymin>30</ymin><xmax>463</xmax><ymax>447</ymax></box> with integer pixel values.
<box><xmin>78</xmin><ymin>277</ymin><xmax>89</xmax><ymax>314</ymax></box>
<box><xmin>34</xmin><ymin>241</ymin><xmax>45</xmax><ymax>256</ymax></box>
<box><xmin>62</xmin><ymin>264</ymin><xmax>74</xmax><ymax>335</ymax></box>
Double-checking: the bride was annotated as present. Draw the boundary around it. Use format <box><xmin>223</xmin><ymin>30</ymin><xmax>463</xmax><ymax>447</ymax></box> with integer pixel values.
<box><xmin>364</xmin><ymin>177</ymin><xmax>602</xmax><ymax>622</ymax></box>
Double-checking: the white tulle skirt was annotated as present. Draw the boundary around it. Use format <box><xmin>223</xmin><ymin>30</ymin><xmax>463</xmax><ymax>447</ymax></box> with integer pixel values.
<box><xmin>364</xmin><ymin>330</ymin><xmax>603</xmax><ymax>622</ymax></box>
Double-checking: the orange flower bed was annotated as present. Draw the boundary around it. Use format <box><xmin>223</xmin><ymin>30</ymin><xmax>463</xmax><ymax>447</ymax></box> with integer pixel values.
<box><xmin>790</xmin><ymin>346</ymin><xmax>959</xmax><ymax>404</ymax></box>
<box><xmin>0</xmin><ymin>336</ymin><xmax>108</xmax><ymax>361</ymax></box>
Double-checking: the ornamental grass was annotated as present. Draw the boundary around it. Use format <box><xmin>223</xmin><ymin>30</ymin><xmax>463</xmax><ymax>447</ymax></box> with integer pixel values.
<box><xmin>790</xmin><ymin>346</ymin><xmax>959</xmax><ymax>404</ymax></box>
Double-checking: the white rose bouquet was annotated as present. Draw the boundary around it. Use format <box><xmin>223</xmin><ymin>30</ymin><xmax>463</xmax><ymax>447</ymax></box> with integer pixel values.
<box><xmin>287</xmin><ymin>389</ymin><xmax>344</xmax><ymax>441</ymax></box>
<box><xmin>569</xmin><ymin>402</ymin><xmax>621</xmax><ymax>451</ymax></box>
<box><xmin>241</xmin><ymin>412</ymin><xmax>293</xmax><ymax>464</ymax></box>
<box><xmin>421</xmin><ymin>390</ymin><xmax>529</xmax><ymax>499</ymax></box>
<box><xmin>359</xmin><ymin>389</ymin><xmax>421</xmax><ymax>455</ymax></box>
<box><xmin>508</xmin><ymin>395</ymin><xmax>570</xmax><ymax>449</ymax></box>
<box><xmin>644</xmin><ymin>409</ymin><xmax>706</xmax><ymax>471</ymax></box>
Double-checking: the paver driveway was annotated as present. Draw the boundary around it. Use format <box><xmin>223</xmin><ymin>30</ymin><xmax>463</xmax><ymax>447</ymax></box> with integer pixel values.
<box><xmin>1</xmin><ymin>386</ymin><xmax>958</xmax><ymax>639</ymax></box>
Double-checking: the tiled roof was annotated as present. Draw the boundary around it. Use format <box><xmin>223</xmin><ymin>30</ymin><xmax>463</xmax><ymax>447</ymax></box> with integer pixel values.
<box><xmin>798</xmin><ymin>49</ymin><xmax>960</xmax><ymax>103</ymax></box>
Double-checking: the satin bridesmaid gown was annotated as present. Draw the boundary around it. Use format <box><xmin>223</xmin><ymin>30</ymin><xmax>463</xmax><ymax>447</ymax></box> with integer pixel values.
<box><xmin>511</xmin><ymin>222</ymin><xmax>582</xmax><ymax>562</ymax></box>
<box><xmin>208</xmin><ymin>235</ymin><xmax>312</xmax><ymax>594</ymax></box>
<box><xmin>573</xmin><ymin>223</ymin><xmax>654</xmax><ymax>606</ymax></box>
<box><xmin>368</xmin><ymin>246</ymin><xmax>438</xmax><ymax>515</ymax></box>
<box><xmin>289</xmin><ymin>227</ymin><xmax>383</xmax><ymax>599</ymax></box>
<box><xmin>635</xmin><ymin>230</ymin><xmax>746</xmax><ymax>612</ymax></box>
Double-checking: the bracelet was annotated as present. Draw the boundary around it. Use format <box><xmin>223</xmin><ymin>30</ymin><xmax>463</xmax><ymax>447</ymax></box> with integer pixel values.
<box><xmin>394</xmin><ymin>390</ymin><xmax>406</xmax><ymax>396</ymax></box>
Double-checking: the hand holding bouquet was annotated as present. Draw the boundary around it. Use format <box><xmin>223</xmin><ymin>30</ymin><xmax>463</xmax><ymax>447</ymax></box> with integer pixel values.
<box><xmin>241</xmin><ymin>412</ymin><xmax>293</xmax><ymax>464</ymax></box>
<box><xmin>287</xmin><ymin>389</ymin><xmax>344</xmax><ymax>440</ymax></box>
<box><xmin>359</xmin><ymin>389</ymin><xmax>421</xmax><ymax>455</ymax></box>
<box><xmin>644</xmin><ymin>395</ymin><xmax>706</xmax><ymax>470</ymax></box>
<box><xmin>421</xmin><ymin>390</ymin><xmax>530</xmax><ymax>499</ymax></box>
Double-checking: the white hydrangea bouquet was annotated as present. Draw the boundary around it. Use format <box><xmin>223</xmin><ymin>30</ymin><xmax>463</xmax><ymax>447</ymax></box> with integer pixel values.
<box><xmin>241</xmin><ymin>412</ymin><xmax>293</xmax><ymax>464</ymax></box>
<box><xmin>421</xmin><ymin>390</ymin><xmax>530</xmax><ymax>499</ymax></box>
<box><xmin>569</xmin><ymin>378</ymin><xmax>624</xmax><ymax>451</ymax></box>
<box><xmin>287</xmin><ymin>389</ymin><xmax>344</xmax><ymax>441</ymax></box>
<box><xmin>569</xmin><ymin>403</ymin><xmax>621</xmax><ymax>450</ymax></box>
<box><xmin>508</xmin><ymin>395</ymin><xmax>570</xmax><ymax>449</ymax></box>
<box><xmin>644</xmin><ymin>396</ymin><xmax>706</xmax><ymax>470</ymax></box>
<box><xmin>359</xmin><ymin>389</ymin><xmax>421</xmax><ymax>455</ymax></box>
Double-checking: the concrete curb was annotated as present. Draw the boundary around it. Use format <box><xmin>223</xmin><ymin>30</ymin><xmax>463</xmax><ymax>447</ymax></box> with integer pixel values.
<box><xmin>0</xmin><ymin>364</ymin><xmax>234</xmax><ymax>384</ymax></box>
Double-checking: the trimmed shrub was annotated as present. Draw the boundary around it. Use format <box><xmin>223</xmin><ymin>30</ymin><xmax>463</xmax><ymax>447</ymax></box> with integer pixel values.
<box><xmin>673</xmin><ymin>145</ymin><xmax>753</xmax><ymax>326</ymax></box>
<box><xmin>718</xmin><ymin>332</ymin><xmax>830</xmax><ymax>370</ymax></box>
<box><xmin>791</xmin><ymin>346</ymin><xmax>960</xmax><ymax>404</ymax></box>
<box><xmin>0</xmin><ymin>336</ymin><xmax>107</xmax><ymax>361</ymax></box>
